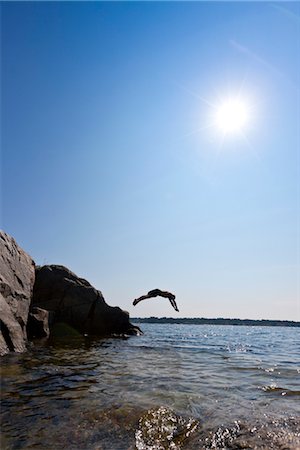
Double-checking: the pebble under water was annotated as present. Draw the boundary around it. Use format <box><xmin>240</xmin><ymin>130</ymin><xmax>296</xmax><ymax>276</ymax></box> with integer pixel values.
<box><xmin>1</xmin><ymin>324</ymin><xmax>300</xmax><ymax>449</ymax></box>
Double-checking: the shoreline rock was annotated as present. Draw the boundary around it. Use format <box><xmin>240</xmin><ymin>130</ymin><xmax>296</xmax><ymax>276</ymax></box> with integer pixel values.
<box><xmin>32</xmin><ymin>264</ymin><xmax>141</xmax><ymax>337</ymax></box>
<box><xmin>0</xmin><ymin>230</ymin><xmax>141</xmax><ymax>356</ymax></box>
<box><xmin>27</xmin><ymin>306</ymin><xmax>51</xmax><ymax>339</ymax></box>
<box><xmin>0</xmin><ymin>231</ymin><xmax>35</xmax><ymax>356</ymax></box>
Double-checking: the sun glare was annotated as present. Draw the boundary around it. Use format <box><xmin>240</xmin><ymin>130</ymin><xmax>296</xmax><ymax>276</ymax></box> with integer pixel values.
<box><xmin>185</xmin><ymin>84</ymin><xmax>256</xmax><ymax>149</ymax></box>
<box><xmin>214</xmin><ymin>98</ymin><xmax>250</xmax><ymax>134</ymax></box>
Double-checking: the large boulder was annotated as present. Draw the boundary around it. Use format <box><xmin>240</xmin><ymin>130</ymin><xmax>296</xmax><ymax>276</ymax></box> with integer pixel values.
<box><xmin>32</xmin><ymin>265</ymin><xmax>141</xmax><ymax>336</ymax></box>
<box><xmin>0</xmin><ymin>230</ymin><xmax>35</xmax><ymax>355</ymax></box>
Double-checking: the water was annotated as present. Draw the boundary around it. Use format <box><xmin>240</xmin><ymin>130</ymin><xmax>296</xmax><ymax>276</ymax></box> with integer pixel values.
<box><xmin>1</xmin><ymin>324</ymin><xmax>300</xmax><ymax>449</ymax></box>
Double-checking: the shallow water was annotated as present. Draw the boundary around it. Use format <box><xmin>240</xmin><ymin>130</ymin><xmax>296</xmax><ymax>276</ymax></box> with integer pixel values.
<box><xmin>1</xmin><ymin>324</ymin><xmax>300</xmax><ymax>449</ymax></box>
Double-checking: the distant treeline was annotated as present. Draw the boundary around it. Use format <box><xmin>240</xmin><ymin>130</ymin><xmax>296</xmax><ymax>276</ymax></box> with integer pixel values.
<box><xmin>131</xmin><ymin>317</ymin><xmax>300</xmax><ymax>327</ymax></box>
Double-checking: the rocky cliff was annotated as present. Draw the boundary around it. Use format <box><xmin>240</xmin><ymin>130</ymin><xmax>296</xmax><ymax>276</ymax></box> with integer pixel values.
<box><xmin>32</xmin><ymin>264</ymin><xmax>139</xmax><ymax>337</ymax></box>
<box><xmin>0</xmin><ymin>231</ymin><xmax>35</xmax><ymax>355</ymax></box>
<box><xmin>0</xmin><ymin>230</ymin><xmax>141</xmax><ymax>356</ymax></box>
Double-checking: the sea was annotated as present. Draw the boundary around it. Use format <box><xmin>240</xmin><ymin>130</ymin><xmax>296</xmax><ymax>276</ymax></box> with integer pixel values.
<box><xmin>1</xmin><ymin>323</ymin><xmax>300</xmax><ymax>449</ymax></box>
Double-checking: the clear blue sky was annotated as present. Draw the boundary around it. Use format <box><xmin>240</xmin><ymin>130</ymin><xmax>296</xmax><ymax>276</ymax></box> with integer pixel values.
<box><xmin>1</xmin><ymin>2</ymin><xmax>299</xmax><ymax>320</ymax></box>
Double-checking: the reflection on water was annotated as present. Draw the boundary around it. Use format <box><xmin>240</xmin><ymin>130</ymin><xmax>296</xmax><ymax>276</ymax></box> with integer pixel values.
<box><xmin>1</xmin><ymin>324</ymin><xmax>300</xmax><ymax>449</ymax></box>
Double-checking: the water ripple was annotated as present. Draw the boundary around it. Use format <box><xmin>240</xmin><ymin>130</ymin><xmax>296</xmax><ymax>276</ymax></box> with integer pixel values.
<box><xmin>1</xmin><ymin>324</ymin><xmax>299</xmax><ymax>449</ymax></box>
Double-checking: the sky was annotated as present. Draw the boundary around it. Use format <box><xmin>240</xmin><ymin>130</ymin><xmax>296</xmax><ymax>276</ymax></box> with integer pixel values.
<box><xmin>1</xmin><ymin>1</ymin><xmax>299</xmax><ymax>321</ymax></box>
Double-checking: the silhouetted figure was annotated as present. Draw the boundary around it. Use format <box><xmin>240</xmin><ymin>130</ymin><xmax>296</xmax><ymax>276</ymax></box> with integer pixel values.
<box><xmin>133</xmin><ymin>289</ymin><xmax>179</xmax><ymax>312</ymax></box>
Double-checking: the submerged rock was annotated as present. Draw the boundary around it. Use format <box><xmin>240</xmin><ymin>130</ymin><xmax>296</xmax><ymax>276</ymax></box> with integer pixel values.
<box><xmin>50</xmin><ymin>321</ymin><xmax>84</xmax><ymax>338</ymax></box>
<box><xmin>135</xmin><ymin>406</ymin><xmax>198</xmax><ymax>450</ymax></box>
<box><xmin>203</xmin><ymin>417</ymin><xmax>300</xmax><ymax>449</ymax></box>
<box><xmin>0</xmin><ymin>230</ymin><xmax>35</xmax><ymax>355</ymax></box>
<box><xmin>32</xmin><ymin>265</ymin><xmax>141</xmax><ymax>337</ymax></box>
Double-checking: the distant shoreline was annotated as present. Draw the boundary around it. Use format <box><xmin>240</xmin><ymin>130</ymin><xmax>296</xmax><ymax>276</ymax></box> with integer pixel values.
<box><xmin>132</xmin><ymin>317</ymin><xmax>300</xmax><ymax>327</ymax></box>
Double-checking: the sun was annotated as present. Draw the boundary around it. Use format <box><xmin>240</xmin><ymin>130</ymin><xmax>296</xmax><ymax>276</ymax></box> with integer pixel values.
<box><xmin>183</xmin><ymin>84</ymin><xmax>256</xmax><ymax>148</ymax></box>
<box><xmin>214</xmin><ymin>98</ymin><xmax>250</xmax><ymax>134</ymax></box>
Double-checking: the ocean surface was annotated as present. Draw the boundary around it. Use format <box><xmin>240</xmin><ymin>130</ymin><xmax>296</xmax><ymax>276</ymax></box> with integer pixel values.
<box><xmin>1</xmin><ymin>323</ymin><xmax>300</xmax><ymax>449</ymax></box>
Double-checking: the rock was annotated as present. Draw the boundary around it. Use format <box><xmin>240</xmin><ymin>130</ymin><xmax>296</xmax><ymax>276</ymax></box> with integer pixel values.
<box><xmin>50</xmin><ymin>322</ymin><xmax>83</xmax><ymax>338</ymax></box>
<box><xmin>126</xmin><ymin>325</ymin><xmax>143</xmax><ymax>336</ymax></box>
<box><xmin>32</xmin><ymin>265</ymin><xmax>140</xmax><ymax>337</ymax></box>
<box><xmin>27</xmin><ymin>307</ymin><xmax>51</xmax><ymax>339</ymax></box>
<box><xmin>135</xmin><ymin>406</ymin><xmax>198</xmax><ymax>450</ymax></box>
<box><xmin>0</xmin><ymin>230</ymin><xmax>35</xmax><ymax>355</ymax></box>
<box><xmin>0</xmin><ymin>293</ymin><xmax>26</xmax><ymax>355</ymax></box>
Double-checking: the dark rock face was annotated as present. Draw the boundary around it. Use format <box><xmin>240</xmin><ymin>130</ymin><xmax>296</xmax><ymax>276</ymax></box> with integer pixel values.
<box><xmin>0</xmin><ymin>231</ymin><xmax>141</xmax><ymax>354</ymax></box>
<box><xmin>0</xmin><ymin>230</ymin><xmax>35</xmax><ymax>355</ymax></box>
<box><xmin>32</xmin><ymin>265</ymin><xmax>140</xmax><ymax>336</ymax></box>
<box><xmin>27</xmin><ymin>307</ymin><xmax>51</xmax><ymax>339</ymax></box>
